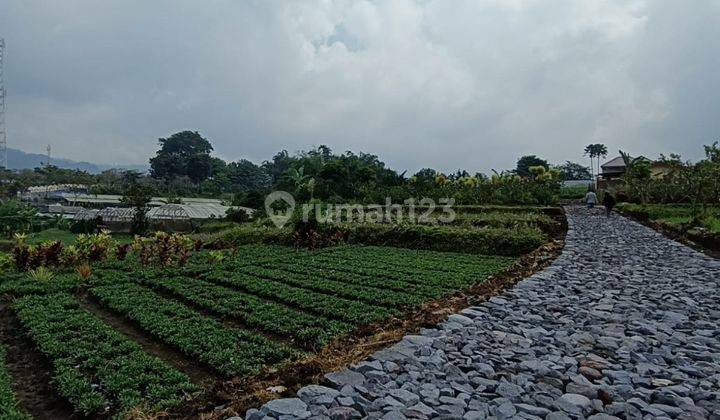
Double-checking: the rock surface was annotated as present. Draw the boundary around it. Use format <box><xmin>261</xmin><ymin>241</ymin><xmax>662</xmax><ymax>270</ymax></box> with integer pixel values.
<box><xmin>251</xmin><ymin>207</ymin><xmax>720</xmax><ymax>419</ymax></box>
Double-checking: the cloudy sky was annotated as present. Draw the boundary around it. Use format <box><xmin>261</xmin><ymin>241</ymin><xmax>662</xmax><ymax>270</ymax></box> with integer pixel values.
<box><xmin>1</xmin><ymin>0</ymin><xmax>718</xmax><ymax>173</ymax></box>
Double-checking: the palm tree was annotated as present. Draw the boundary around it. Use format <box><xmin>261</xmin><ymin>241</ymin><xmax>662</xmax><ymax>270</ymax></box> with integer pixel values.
<box><xmin>584</xmin><ymin>145</ymin><xmax>596</xmax><ymax>178</ymax></box>
<box><xmin>595</xmin><ymin>144</ymin><xmax>608</xmax><ymax>178</ymax></box>
<box><xmin>584</xmin><ymin>144</ymin><xmax>608</xmax><ymax>179</ymax></box>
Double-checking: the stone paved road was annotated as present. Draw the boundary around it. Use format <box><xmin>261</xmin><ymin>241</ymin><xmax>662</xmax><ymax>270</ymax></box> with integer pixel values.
<box><xmin>248</xmin><ymin>207</ymin><xmax>720</xmax><ymax>419</ymax></box>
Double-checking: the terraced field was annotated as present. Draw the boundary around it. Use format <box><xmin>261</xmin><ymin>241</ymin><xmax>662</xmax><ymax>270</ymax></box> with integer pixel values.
<box><xmin>0</xmin><ymin>244</ymin><xmax>518</xmax><ymax>418</ymax></box>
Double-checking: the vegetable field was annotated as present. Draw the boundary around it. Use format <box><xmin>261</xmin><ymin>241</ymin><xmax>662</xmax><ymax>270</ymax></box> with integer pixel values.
<box><xmin>0</xmin><ymin>243</ymin><xmax>519</xmax><ymax>418</ymax></box>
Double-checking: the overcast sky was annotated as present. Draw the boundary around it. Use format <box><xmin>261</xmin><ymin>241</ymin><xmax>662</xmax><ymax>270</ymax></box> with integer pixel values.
<box><xmin>1</xmin><ymin>0</ymin><xmax>719</xmax><ymax>173</ymax></box>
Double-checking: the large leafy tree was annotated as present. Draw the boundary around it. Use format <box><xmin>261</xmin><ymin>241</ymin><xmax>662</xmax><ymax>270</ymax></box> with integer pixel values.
<box><xmin>556</xmin><ymin>161</ymin><xmax>592</xmax><ymax>181</ymax></box>
<box><xmin>515</xmin><ymin>155</ymin><xmax>548</xmax><ymax>177</ymax></box>
<box><xmin>121</xmin><ymin>182</ymin><xmax>153</xmax><ymax>234</ymax></box>
<box><xmin>149</xmin><ymin>131</ymin><xmax>214</xmax><ymax>185</ymax></box>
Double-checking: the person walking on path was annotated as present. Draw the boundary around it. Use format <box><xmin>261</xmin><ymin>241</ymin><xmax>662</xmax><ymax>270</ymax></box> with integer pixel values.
<box><xmin>603</xmin><ymin>190</ymin><xmax>616</xmax><ymax>217</ymax></box>
<box><xmin>584</xmin><ymin>189</ymin><xmax>598</xmax><ymax>209</ymax></box>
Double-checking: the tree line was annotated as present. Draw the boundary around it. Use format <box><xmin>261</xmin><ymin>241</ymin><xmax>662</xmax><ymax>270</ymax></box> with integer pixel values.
<box><xmin>1</xmin><ymin>130</ymin><xmax>597</xmax><ymax>207</ymax></box>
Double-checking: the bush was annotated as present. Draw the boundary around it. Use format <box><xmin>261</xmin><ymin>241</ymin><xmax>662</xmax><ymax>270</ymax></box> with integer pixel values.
<box><xmin>0</xmin><ymin>200</ymin><xmax>37</xmax><ymax>238</ymax></box>
<box><xmin>70</xmin><ymin>217</ymin><xmax>101</xmax><ymax>234</ymax></box>
<box><xmin>341</xmin><ymin>223</ymin><xmax>546</xmax><ymax>256</ymax></box>
<box><xmin>218</xmin><ymin>225</ymin><xmax>293</xmax><ymax>247</ymax></box>
<box><xmin>225</xmin><ymin>207</ymin><xmax>251</xmax><ymax>224</ymax></box>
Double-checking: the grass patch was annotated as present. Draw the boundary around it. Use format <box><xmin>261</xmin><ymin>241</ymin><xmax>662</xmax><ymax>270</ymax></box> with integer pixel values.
<box><xmin>616</xmin><ymin>203</ymin><xmax>720</xmax><ymax>234</ymax></box>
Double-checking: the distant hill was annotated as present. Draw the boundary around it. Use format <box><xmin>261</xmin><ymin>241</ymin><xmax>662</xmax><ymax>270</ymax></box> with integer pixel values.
<box><xmin>5</xmin><ymin>148</ymin><xmax>148</xmax><ymax>173</ymax></box>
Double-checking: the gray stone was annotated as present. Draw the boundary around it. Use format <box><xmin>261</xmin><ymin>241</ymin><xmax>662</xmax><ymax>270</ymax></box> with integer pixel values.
<box><xmin>327</xmin><ymin>406</ymin><xmax>362</xmax><ymax>420</ymax></box>
<box><xmin>448</xmin><ymin>314</ymin><xmax>474</xmax><ymax>326</ymax></box>
<box><xmin>407</xmin><ymin>402</ymin><xmax>436</xmax><ymax>416</ymax></box>
<box><xmin>263</xmin><ymin>398</ymin><xmax>309</xmax><ymax>417</ymax></box>
<box><xmin>554</xmin><ymin>393</ymin><xmax>591</xmax><ymax>415</ymax></box>
<box><xmin>297</xmin><ymin>385</ymin><xmax>341</xmax><ymax>403</ymax></box>
<box><xmin>325</xmin><ymin>370</ymin><xmax>365</xmax><ymax>387</ymax></box>
<box><xmin>244</xmin><ymin>410</ymin><xmax>263</xmax><ymax>420</ymax></box>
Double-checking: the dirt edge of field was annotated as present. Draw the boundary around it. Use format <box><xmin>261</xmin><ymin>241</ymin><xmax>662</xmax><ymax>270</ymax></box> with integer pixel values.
<box><xmin>184</xmin><ymin>215</ymin><xmax>567</xmax><ymax>419</ymax></box>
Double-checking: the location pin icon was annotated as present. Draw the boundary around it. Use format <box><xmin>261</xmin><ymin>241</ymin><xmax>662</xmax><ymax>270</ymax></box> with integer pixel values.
<box><xmin>265</xmin><ymin>191</ymin><xmax>296</xmax><ymax>228</ymax></box>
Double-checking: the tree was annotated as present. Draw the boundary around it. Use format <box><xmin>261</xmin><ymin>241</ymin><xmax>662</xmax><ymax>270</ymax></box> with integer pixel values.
<box><xmin>121</xmin><ymin>183</ymin><xmax>153</xmax><ymax>235</ymax></box>
<box><xmin>556</xmin><ymin>161</ymin><xmax>591</xmax><ymax>181</ymax></box>
<box><xmin>619</xmin><ymin>150</ymin><xmax>651</xmax><ymax>204</ymax></box>
<box><xmin>584</xmin><ymin>144</ymin><xmax>608</xmax><ymax>178</ymax></box>
<box><xmin>149</xmin><ymin>131</ymin><xmax>214</xmax><ymax>186</ymax></box>
<box><xmin>0</xmin><ymin>200</ymin><xmax>37</xmax><ymax>237</ymax></box>
<box><xmin>515</xmin><ymin>155</ymin><xmax>548</xmax><ymax>177</ymax></box>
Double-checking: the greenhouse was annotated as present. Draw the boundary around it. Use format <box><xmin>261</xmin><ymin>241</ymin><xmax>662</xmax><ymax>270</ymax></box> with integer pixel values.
<box><xmin>146</xmin><ymin>203</ymin><xmax>232</xmax><ymax>221</ymax></box>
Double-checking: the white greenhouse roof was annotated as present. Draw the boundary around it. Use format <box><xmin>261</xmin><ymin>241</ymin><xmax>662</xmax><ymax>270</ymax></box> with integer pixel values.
<box><xmin>147</xmin><ymin>203</ymin><xmax>233</xmax><ymax>220</ymax></box>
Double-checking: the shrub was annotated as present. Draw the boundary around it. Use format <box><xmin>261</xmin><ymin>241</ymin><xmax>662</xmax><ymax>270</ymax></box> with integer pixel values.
<box><xmin>0</xmin><ymin>200</ymin><xmax>37</xmax><ymax>238</ymax></box>
<box><xmin>27</xmin><ymin>266</ymin><xmax>55</xmax><ymax>282</ymax></box>
<box><xmin>342</xmin><ymin>223</ymin><xmax>546</xmax><ymax>256</ymax></box>
<box><xmin>225</xmin><ymin>208</ymin><xmax>251</xmax><ymax>224</ymax></box>
<box><xmin>76</xmin><ymin>263</ymin><xmax>92</xmax><ymax>280</ymax></box>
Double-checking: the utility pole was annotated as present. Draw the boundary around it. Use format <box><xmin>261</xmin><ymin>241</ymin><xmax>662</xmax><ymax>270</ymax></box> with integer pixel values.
<box><xmin>46</xmin><ymin>144</ymin><xmax>51</xmax><ymax>167</ymax></box>
<box><xmin>0</xmin><ymin>39</ymin><xmax>7</xmax><ymax>169</ymax></box>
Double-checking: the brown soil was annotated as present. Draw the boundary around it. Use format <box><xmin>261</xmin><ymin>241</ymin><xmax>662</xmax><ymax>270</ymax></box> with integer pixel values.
<box><xmin>0</xmin><ymin>297</ymin><xmax>78</xmax><ymax>420</ymax></box>
<box><xmin>186</xmin><ymin>219</ymin><xmax>567</xmax><ymax>419</ymax></box>
<box><xmin>77</xmin><ymin>292</ymin><xmax>218</xmax><ymax>387</ymax></box>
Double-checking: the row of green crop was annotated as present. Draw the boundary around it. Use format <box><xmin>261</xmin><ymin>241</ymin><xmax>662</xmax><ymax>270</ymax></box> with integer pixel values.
<box><xmin>13</xmin><ymin>293</ymin><xmax>198</xmax><ymax>416</ymax></box>
<box><xmin>268</xmin><ymin>261</ymin><xmax>446</xmax><ymax>298</ymax></box>
<box><xmin>140</xmin><ymin>275</ymin><xmax>351</xmax><ymax>349</ymax></box>
<box><xmin>0</xmin><ymin>346</ymin><xmax>28</xmax><ymax>420</ymax></box>
<box><xmin>304</xmin><ymin>249</ymin><xmax>516</xmax><ymax>287</ymax></box>
<box><xmin>308</xmin><ymin>251</ymin><xmax>482</xmax><ymax>279</ymax></box>
<box><xmin>326</xmin><ymin>244</ymin><xmax>515</xmax><ymax>270</ymax></box>
<box><xmin>319</xmin><ymin>247</ymin><xmax>515</xmax><ymax>278</ymax></box>
<box><xmin>89</xmin><ymin>283</ymin><xmax>295</xmax><ymax>377</ymax></box>
<box><xmin>201</xmin><ymin>271</ymin><xmax>393</xmax><ymax>324</ymax></box>
<box><xmin>235</xmin><ymin>266</ymin><xmax>425</xmax><ymax>307</ymax></box>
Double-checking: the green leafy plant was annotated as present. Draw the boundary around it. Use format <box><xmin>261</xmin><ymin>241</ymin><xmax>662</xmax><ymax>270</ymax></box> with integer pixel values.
<box><xmin>27</xmin><ymin>266</ymin><xmax>55</xmax><ymax>282</ymax></box>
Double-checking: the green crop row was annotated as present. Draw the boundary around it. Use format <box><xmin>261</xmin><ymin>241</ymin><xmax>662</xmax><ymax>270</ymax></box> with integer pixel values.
<box><xmin>202</xmin><ymin>271</ymin><xmax>393</xmax><ymax>324</ymax></box>
<box><xmin>326</xmin><ymin>245</ymin><xmax>515</xmax><ymax>272</ymax></box>
<box><xmin>0</xmin><ymin>274</ymin><xmax>81</xmax><ymax>297</ymax></box>
<box><xmin>13</xmin><ymin>293</ymin><xmax>198</xmax><ymax>416</ymax></box>
<box><xmin>289</xmin><ymin>256</ymin><xmax>472</xmax><ymax>289</ymax></box>
<box><xmin>235</xmin><ymin>266</ymin><xmax>424</xmax><ymax>307</ymax></box>
<box><xmin>0</xmin><ymin>345</ymin><xmax>28</xmax><ymax>420</ymax></box>
<box><xmin>90</xmin><ymin>283</ymin><xmax>295</xmax><ymax>377</ymax></box>
<box><xmin>140</xmin><ymin>275</ymin><xmax>351</xmax><ymax>349</ymax></box>
<box><xmin>302</xmin><ymin>251</ymin><xmax>512</xmax><ymax>288</ymax></box>
<box><xmin>319</xmin><ymin>247</ymin><xmax>517</xmax><ymax>281</ymax></box>
<box><xmin>268</xmin><ymin>260</ymin><xmax>446</xmax><ymax>298</ymax></box>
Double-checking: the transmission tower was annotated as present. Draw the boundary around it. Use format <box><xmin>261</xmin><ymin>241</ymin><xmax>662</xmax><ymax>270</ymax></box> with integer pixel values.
<box><xmin>0</xmin><ymin>39</ymin><xmax>7</xmax><ymax>168</ymax></box>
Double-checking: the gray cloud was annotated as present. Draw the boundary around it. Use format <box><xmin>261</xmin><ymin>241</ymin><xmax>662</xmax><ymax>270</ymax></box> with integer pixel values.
<box><xmin>1</xmin><ymin>0</ymin><xmax>718</xmax><ymax>173</ymax></box>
